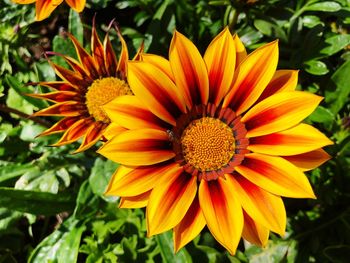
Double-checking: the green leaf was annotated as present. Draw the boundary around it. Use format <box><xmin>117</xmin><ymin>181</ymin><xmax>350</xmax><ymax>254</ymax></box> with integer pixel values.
<box><xmin>303</xmin><ymin>60</ymin><xmax>329</xmax><ymax>75</ymax></box>
<box><xmin>325</xmin><ymin>59</ymin><xmax>350</xmax><ymax>113</ymax></box>
<box><xmin>73</xmin><ymin>180</ymin><xmax>99</xmax><ymax>219</ymax></box>
<box><xmin>253</xmin><ymin>19</ymin><xmax>287</xmax><ymax>42</ymax></box>
<box><xmin>28</xmin><ymin>217</ymin><xmax>86</xmax><ymax>263</ymax></box>
<box><xmin>304</xmin><ymin>2</ymin><xmax>342</xmax><ymax>12</ymax></box>
<box><xmin>5</xmin><ymin>74</ymin><xmax>47</xmax><ymax>109</ymax></box>
<box><xmin>302</xmin><ymin>15</ymin><xmax>323</xmax><ymax>28</ymax></box>
<box><xmin>307</xmin><ymin>106</ymin><xmax>335</xmax><ymax>126</ymax></box>
<box><xmin>0</xmin><ymin>187</ymin><xmax>75</xmax><ymax>215</ymax></box>
<box><xmin>89</xmin><ymin>158</ymin><xmax>118</xmax><ymax>197</ymax></box>
<box><xmin>0</xmin><ymin>162</ymin><xmax>37</xmax><ymax>183</ymax></box>
<box><xmin>156</xmin><ymin>231</ymin><xmax>193</xmax><ymax>263</ymax></box>
<box><xmin>68</xmin><ymin>9</ymin><xmax>83</xmax><ymax>43</ymax></box>
<box><xmin>320</xmin><ymin>34</ymin><xmax>350</xmax><ymax>57</ymax></box>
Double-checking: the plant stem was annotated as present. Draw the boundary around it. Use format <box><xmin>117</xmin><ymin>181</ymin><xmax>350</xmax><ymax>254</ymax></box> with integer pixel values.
<box><xmin>0</xmin><ymin>104</ymin><xmax>51</xmax><ymax>128</ymax></box>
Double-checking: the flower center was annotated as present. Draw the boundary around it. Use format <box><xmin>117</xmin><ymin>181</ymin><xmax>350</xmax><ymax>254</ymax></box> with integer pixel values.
<box><xmin>85</xmin><ymin>77</ymin><xmax>132</xmax><ymax>123</ymax></box>
<box><xmin>172</xmin><ymin>104</ymin><xmax>249</xmax><ymax>181</ymax></box>
<box><xmin>181</xmin><ymin>117</ymin><xmax>235</xmax><ymax>172</ymax></box>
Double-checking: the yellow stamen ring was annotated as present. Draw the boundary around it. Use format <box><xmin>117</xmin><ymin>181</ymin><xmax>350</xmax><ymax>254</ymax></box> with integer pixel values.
<box><xmin>181</xmin><ymin>117</ymin><xmax>235</xmax><ymax>172</ymax></box>
<box><xmin>85</xmin><ymin>77</ymin><xmax>132</xmax><ymax>123</ymax></box>
<box><xmin>172</xmin><ymin>104</ymin><xmax>249</xmax><ymax>181</ymax></box>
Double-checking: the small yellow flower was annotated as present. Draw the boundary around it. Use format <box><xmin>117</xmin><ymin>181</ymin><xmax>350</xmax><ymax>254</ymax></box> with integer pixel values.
<box><xmin>12</xmin><ymin>0</ymin><xmax>85</xmax><ymax>21</ymax></box>
<box><xmin>29</xmin><ymin>21</ymin><xmax>143</xmax><ymax>153</ymax></box>
<box><xmin>98</xmin><ymin>28</ymin><xmax>332</xmax><ymax>254</ymax></box>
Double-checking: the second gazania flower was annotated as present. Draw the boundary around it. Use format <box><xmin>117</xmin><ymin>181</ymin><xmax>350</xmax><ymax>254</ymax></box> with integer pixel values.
<box><xmin>98</xmin><ymin>28</ymin><xmax>332</xmax><ymax>254</ymax></box>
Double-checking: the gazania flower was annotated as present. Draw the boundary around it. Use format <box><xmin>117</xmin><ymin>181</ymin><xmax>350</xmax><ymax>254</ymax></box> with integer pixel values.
<box><xmin>11</xmin><ymin>0</ymin><xmax>85</xmax><ymax>21</ymax></box>
<box><xmin>29</xmin><ymin>22</ymin><xmax>143</xmax><ymax>153</ymax></box>
<box><xmin>98</xmin><ymin>28</ymin><xmax>332</xmax><ymax>254</ymax></box>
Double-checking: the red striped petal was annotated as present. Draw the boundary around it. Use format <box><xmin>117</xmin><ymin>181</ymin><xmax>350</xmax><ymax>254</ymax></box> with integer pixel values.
<box><xmin>170</xmin><ymin>31</ymin><xmax>209</xmax><ymax>107</ymax></box>
<box><xmin>173</xmin><ymin>196</ymin><xmax>206</xmax><ymax>252</ymax></box>
<box><xmin>147</xmin><ymin>171</ymin><xmax>197</xmax><ymax>235</ymax></box>
<box><xmin>103</xmin><ymin>95</ymin><xmax>170</xmax><ymax>131</ymax></box>
<box><xmin>236</xmin><ymin>153</ymin><xmax>315</xmax><ymax>198</ymax></box>
<box><xmin>242</xmin><ymin>91</ymin><xmax>323</xmax><ymax>137</ymax></box>
<box><xmin>283</xmin><ymin>149</ymin><xmax>331</xmax><ymax>171</ymax></box>
<box><xmin>204</xmin><ymin>27</ymin><xmax>236</xmax><ymax>105</ymax></box>
<box><xmin>257</xmin><ymin>70</ymin><xmax>298</xmax><ymax>103</ymax></box>
<box><xmin>105</xmin><ymin>162</ymin><xmax>180</xmax><ymax>197</ymax></box>
<box><xmin>98</xmin><ymin>129</ymin><xmax>175</xmax><ymax>166</ymax></box>
<box><xmin>199</xmin><ymin>178</ymin><xmax>243</xmax><ymax>255</ymax></box>
<box><xmin>32</xmin><ymin>101</ymin><xmax>84</xmax><ymax>117</ymax></box>
<box><xmin>119</xmin><ymin>191</ymin><xmax>151</xmax><ymax>208</ymax></box>
<box><xmin>242</xmin><ymin>211</ymin><xmax>269</xmax><ymax>247</ymax></box>
<box><xmin>248</xmin><ymin>123</ymin><xmax>333</xmax><ymax>156</ymax></box>
<box><xmin>128</xmin><ymin>62</ymin><xmax>186</xmax><ymax>125</ymax></box>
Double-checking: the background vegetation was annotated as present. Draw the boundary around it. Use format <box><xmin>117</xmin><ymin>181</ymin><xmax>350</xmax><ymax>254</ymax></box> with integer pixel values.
<box><xmin>0</xmin><ymin>0</ymin><xmax>349</xmax><ymax>262</ymax></box>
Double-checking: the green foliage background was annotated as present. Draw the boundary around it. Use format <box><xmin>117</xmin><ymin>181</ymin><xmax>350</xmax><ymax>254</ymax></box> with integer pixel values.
<box><xmin>0</xmin><ymin>0</ymin><xmax>349</xmax><ymax>262</ymax></box>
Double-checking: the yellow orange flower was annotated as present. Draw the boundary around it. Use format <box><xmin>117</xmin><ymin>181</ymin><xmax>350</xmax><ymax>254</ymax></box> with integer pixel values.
<box><xmin>98</xmin><ymin>28</ymin><xmax>333</xmax><ymax>254</ymax></box>
<box><xmin>11</xmin><ymin>0</ymin><xmax>85</xmax><ymax>21</ymax></box>
<box><xmin>29</xmin><ymin>22</ymin><xmax>143</xmax><ymax>153</ymax></box>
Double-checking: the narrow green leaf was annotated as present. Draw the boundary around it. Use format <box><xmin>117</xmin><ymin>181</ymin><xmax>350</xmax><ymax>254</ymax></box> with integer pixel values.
<box><xmin>28</xmin><ymin>217</ymin><xmax>86</xmax><ymax>263</ymax></box>
<box><xmin>325</xmin><ymin>59</ymin><xmax>350</xmax><ymax>114</ymax></box>
<box><xmin>0</xmin><ymin>162</ymin><xmax>36</xmax><ymax>183</ymax></box>
<box><xmin>0</xmin><ymin>187</ymin><xmax>75</xmax><ymax>215</ymax></box>
<box><xmin>304</xmin><ymin>2</ymin><xmax>341</xmax><ymax>12</ymax></box>
<box><xmin>155</xmin><ymin>231</ymin><xmax>193</xmax><ymax>263</ymax></box>
<box><xmin>68</xmin><ymin>9</ymin><xmax>83</xmax><ymax>43</ymax></box>
<box><xmin>5</xmin><ymin>74</ymin><xmax>47</xmax><ymax>109</ymax></box>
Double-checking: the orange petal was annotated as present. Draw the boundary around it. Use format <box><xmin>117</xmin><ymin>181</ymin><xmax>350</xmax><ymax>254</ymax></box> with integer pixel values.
<box><xmin>51</xmin><ymin>117</ymin><xmax>93</xmax><ymax>146</ymax></box>
<box><xmin>248</xmin><ymin>123</ymin><xmax>333</xmax><ymax>156</ymax></box>
<box><xmin>105</xmin><ymin>162</ymin><xmax>180</xmax><ymax>197</ymax></box>
<box><xmin>32</xmin><ymin>101</ymin><xmax>83</xmax><ymax>117</ymax></box>
<box><xmin>65</xmin><ymin>0</ymin><xmax>85</xmax><ymax>12</ymax></box>
<box><xmin>91</xmin><ymin>18</ymin><xmax>107</xmax><ymax>76</ymax></box>
<box><xmin>116</xmin><ymin>31</ymin><xmax>129</xmax><ymax>77</ymax></box>
<box><xmin>173</xmin><ymin>196</ymin><xmax>206</xmax><ymax>252</ymax></box>
<box><xmin>242</xmin><ymin>91</ymin><xmax>323</xmax><ymax>137</ymax></box>
<box><xmin>67</xmin><ymin>33</ymin><xmax>99</xmax><ymax>78</ymax></box>
<box><xmin>47</xmin><ymin>51</ymin><xmax>92</xmax><ymax>81</ymax></box>
<box><xmin>199</xmin><ymin>178</ymin><xmax>243</xmax><ymax>255</ymax></box>
<box><xmin>102</xmin><ymin>123</ymin><xmax>127</xmax><ymax>141</ymax></box>
<box><xmin>132</xmin><ymin>41</ymin><xmax>144</xmax><ymax>61</ymax></box>
<box><xmin>51</xmin><ymin>62</ymin><xmax>88</xmax><ymax>89</ymax></box>
<box><xmin>283</xmin><ymin>149</ymin><xmax>331</xmax><ymax>171</ymax></box>
<box><xmin>229</xmin><ymin>174</ymin><xmax>286</xmax><ymax>235</ymax></box>
<box><xmin>35</xmin><ymin>0</ymin><xmax>63</xmax><ymax>21</ymax></box>
<box><xmin>103</xmin><ymin>32</ymin><xmax>118</xmax><ymax>77</ymax></box>
<box><xmin>233</xmin><ymin>34</ymin><xmax>247</xmax><ymax>68</ymax></box>
<box><xmin>204</xmin><ymin>27</ymin><xmax>236</xmax><ymax>105</ymax></box>
<box><xmin>119</xmin><ymin>191</ymin><xmax>151</xmax><ymax>208</ymax></box>
<box><xmin>147</xmin><ymin>171</ymin><xmax>197</xmax><ymax>235</ymax></box>
<box><xmin>97</xmin><ymin>129</ymin><xmax>175</xmax><ymax>166</ymax></box>
<box><xmin>37</xmin><ymin>116</ymin><xmax>80</xmax><ymax>137</ymax></box>
<box><xmin>257</xmin><ymin>70</ymin><xmax>298</xmax><ymax>103</ymax></box>
<box><xmin>36</xmin><ymin>81</ymin><xmax>76</xmax><ymax>92</ymax></box>
<box><xmin>26</xmin><ymin>91</ymin><xmax>79</xmax><ymax>103</ymax></box>
<box><xmin>223</xmin><ymin>41</ymin><xmax>279</xmax><ymax>115</ymax></box>
<box><xmin>141</xmin><ymin>54</ymin><xmax>174</xmax><ymax>81</ymax></box>
<box><xmin>103</xmin><ymin>95</ymin><xmax>170</xmax><ymax>131</ymax></box>
<box><xmin>74</xmin><ymin>122</ymin><xmax>106</xmax><ymax>153</ymax></box>
<box><xmin>169</xmin><ymin>31</ymin><xmax>209</xmax><ymax>107</ymax></box>
<box><xmin>12</xmin><ymin>0</ymin><xmax>36</xmax><ymax>3</ymax></box>
<box><xmin>242</xmin><ymin>211</ymin><xmax>269</xmax><ymax>247</ymax></box>
<box><xmin>236</xmin><ymin>153</ymin><xmax>316</xmax><ymax>198</ymax></box>
<box><xmin>128</xmin><ymin>62</ymin><xmax>186</xmax><ymax>126</ymax></box>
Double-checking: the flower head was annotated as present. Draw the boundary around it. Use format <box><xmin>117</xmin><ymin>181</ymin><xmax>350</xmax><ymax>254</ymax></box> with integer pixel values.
<box><xmin>98</xmin><ymin>28</ymin><xmax>332</xmax><ymax>254</ymax></box>
<box><xmin>12</xmin><ymin>0</ymin><xmax>85</xmax><ymax>21</ymax></box>
<box><xmin>29</xmin><ymin>21</ymin><xmax>143</xmax><ymax>153</ymax></box>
